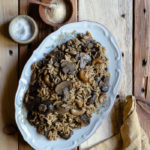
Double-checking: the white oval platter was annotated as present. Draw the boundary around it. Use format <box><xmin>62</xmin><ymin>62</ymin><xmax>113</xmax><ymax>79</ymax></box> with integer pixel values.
<box><xmin>15</xmin><ymin>21</ymin><xmax>122</xmax><ymax>150</ymax></box>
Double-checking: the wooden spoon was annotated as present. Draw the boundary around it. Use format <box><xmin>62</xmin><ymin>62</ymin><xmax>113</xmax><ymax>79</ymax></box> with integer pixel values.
<box><xmin>29</xmin><ymin>0</ymin><xmax>52</xmax><ymax>8</ymax></box>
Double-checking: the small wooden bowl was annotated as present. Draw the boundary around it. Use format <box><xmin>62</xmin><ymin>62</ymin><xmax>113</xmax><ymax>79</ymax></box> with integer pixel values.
<box><xmin>39</xmin><ymin>0</ymin><xmax>73</xmax><ymax>28</ymax></box>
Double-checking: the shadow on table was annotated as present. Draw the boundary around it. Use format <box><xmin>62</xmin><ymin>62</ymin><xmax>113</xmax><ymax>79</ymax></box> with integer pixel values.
<box><xmin>0</xmin><ymin>20</ymin><xmax>13</xmax><ymax>42</ymax></box>
<box><xmin>0</xmin><ymin>19</ymin><xmax>18</xmax><ymax>145</ymax></box>
<box><xmin>81</xmin><ymin>97</ymin><xmax>124</xmax><ymax>150</ymax></box>
<box><xmin>1</xmin><ymin>61</ymin><xmax>18</xmax><ymax>141</ymax></box>
<box><xmin>0</xmin><ymin>4</ymin><xmax>54</xmax><ymax>148</ymax></box>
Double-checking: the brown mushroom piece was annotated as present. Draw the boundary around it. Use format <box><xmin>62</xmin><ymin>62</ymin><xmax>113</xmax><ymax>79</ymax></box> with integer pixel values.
<box><xmin>75</xmin><ymin>53</ymin><xmax>80</xmax><ymax>61</ymax></box>
<box><xmin>59</xmin><ymin>130</ymin><xmax>73</xmax><ymax>140</ymax></box>
<box><xmin>55</xmin><ymin>102</ymin><xmax>71</xmax><ymax>114</ymax></box>
<box><xmin>68</xmin><ymin>47</ymin><xmax>77</xmax><ymax>55</ymax></box>
<box><xmin>38</xmin><ymin>104</ymin><xmax>47</xmax><ymax>113</ymax></box>
<box><xmin>62</xmin><ymin>88</ymin><xmax>70</xmax><ymax>101</ymax></box>
<box><xmin>101</xmin><ymin>85</ymin><xmax>109</xmax><ymax>93</ymax></box>
<box><xmin>54</xmin><ymin>102</ymin><xmax>66</xmax><ymax>114</ymax></box>
<box><xmin>80</xmin><ymin>53</ymin><xmax>91</xmax><ymax>69</ymax></box>
<box><xmin>87</xmin><ymin>42</ymin><xmax>94</xmax><ymax>49</ymax></box>
<box><xmin>86</xmin><ymin>94</ymin><xmax>97</xmax><ymax>105</ymax></box>
<box><xmin>56</xmin><ymin>106</ymin><xmax>70</xmax><ymax>114</ymax></box>
<box><xmin>80</xmin><ymin>114</ymin><xmax>90</xmax><ymax>126</ymax></box>
<box><xmin>41</xmin><ymin>100</ymin><xmax>54</xmax><ymax>113</ymax></box>
<box><xmin>100</xmin><ymin>76</ymin><xmax>110</xmax><ymax>93</ymax></box>
<box><xmin>25</xmin><ymin>96</ymin><xmax>41</xmax><ymax>112</ymax></box>
<box><xmin>61</xmin><ymin>61</ymin><xmax>75</xmax><ymax>74</ymax></box>
<box><xmin>94</xmin><ymin>75</ymin><xmax>101</xmax><ymax>83</ymax></box>
<box><xmin>55</xmin><ymin>81</ymin><xmax>72</xmax><ymax>101</ymax></box>
<box><xmin>101</xmin><ymin>76</ymin><xmax>110</xmax><ymax>84</ymax></box>
<box><xmin>51</xmin><ymin>50</ymin><xmax>64</xmax><ymax>62</ymax></box>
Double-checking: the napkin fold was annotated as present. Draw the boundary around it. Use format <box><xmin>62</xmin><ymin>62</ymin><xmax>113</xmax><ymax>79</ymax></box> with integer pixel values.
<box><xmin>90</xmin><ymin>96</ymin><xmax>150</xmax><ymax>150</ymax></box>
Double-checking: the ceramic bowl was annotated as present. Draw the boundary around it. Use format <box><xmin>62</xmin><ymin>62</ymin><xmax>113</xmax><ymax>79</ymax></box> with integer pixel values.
<box><xmin>9</xmin><ymin>15</ymin><xmax>38</xmax><ymax>44</ymax></box>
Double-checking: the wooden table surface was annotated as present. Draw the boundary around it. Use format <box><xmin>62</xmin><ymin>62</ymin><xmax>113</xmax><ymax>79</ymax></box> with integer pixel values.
<box><xmin>0</xmin><ymin>0</ymin><xmax>150</xmax><ymax>150</ymax></box>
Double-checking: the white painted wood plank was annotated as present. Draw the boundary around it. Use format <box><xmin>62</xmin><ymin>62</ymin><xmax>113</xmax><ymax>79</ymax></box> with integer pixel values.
<box><xmin>79</xmin><ymin>0</ymin><xmax>133</xmax><ymax>149</ymax></box>
<box><xmin>0</xmin><ymin>0</ymin><xmax>18</xmax><ymax>150</ymax></box>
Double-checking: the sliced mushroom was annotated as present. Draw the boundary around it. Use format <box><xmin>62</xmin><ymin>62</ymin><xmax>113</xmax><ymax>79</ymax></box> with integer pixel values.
<box><xmin>73</xmin><ymin>38</ymin><xmax>81</xmax><ymax>46</ymax></box>
<box><xmin>71</xmin><ymin>108</ymin><xmax>86</xmax><ymax>116</ymax></box>
<box><xmin>101</xmin><ymin>76</ymin><xmax>110</xmax><ymax>84</ymax></box>
<box><xmin>79</xmin><ymin>69</ymin><xmax>88</xmax><ymax>83</ymax></box>
<box><xmin>53</xmin><ymin>62</ymin><xmax>59</xmax><ymax>67</ymax></box>
<box><xmin>92</xmin><ymin>58</ymin><xmax>103</xmax><ymax>65</ymax></box>
<box><xmin>80</xmin><ymin>114</ymin><xmax>90</xmax><ymax>126</ymax></box>
<box><xmin>56</xmin><ymin>106</ymin><xmax>70</xmax><ymax>114</ymax></box>
<box><xmin>75</xmin><ymin>53</ymin><xmax>80</xmax><ymax>61</ymax></box>
<box><xmin>86</xmin><ymin>94</ymin><xmax>97</xmax><ymax>105</ymax></box>
<box><xmin>41</xmin><ymin>100</ymin><xmax>54</xmax><ymax>113</ymax></box>
<box><xmin>87</xmin><ymin>43</ymin><xmax>94</xmax><ymax>49</ymax></box>
<box><xmin>38</xmin><ymin>104</ymin><xmax>47</xmax><ymax>113</ymax></box>
<box><xmin>100</xmin><ymin>76</ymin><xmax>110</xmax><ymax>93</ymax></box>
<box><xmin>62</xmin><ymin>88</ymin><xmax>70</xmax><ymax>101</ymax></box>
<box><xmin>29</xmin><ymin>81</ymin><xmax>39</xmax><ymax>96</ymax></box>
<box><xmin>55</xmin><ymin>81</ymin><xmax>72</xmax><ymax>95</ymax></box>
<box><xmin>80</xmin><ymin>53</ymin><xmax>91</xmax><ymax>69</ymax></box>
<box><xmin>94</xmin><ymin>76</ymin><xmax>101</xmax><ymax>83</ymax></box>
<box><xmin>54</xmin><ymin>102</ymin><xmax>69</xmax><ymax>113</ymax></box>
<box><xmin>101</xmin><ymin>85</ymin><xmax>109</xmax><ymax>93</ymax></box>
<box><xmin>51</xmin><ymin>50</ymin><xmax>64</xmax><ymax>62</ymax></box>
<box><xmin>91</xmin><ymin>49</ymin><xmax>97</xmax><ymax>55</ymax></box>
<box><xmin>61</xmin><ymin>61</ymin><xmax>75</xmax><ymax>74</ymax></box>
<box><xmin>59</xmin><ymin>130</ymin><xmax>73</xmax><ymax>140</ymax></box>
<box><xmin>25</xmin><ymin>97</ymin><xmax>41</xmax><ymax>111</ymax></box>
<box><xmin>68</xmin><ymin>47</ymin><xmax>77</xmax><ymax>55</ymax></box>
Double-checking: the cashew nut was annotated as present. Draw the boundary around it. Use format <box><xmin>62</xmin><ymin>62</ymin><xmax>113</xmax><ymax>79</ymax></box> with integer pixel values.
<box><xmin>79</xmin><ymin>69</ymin><xmax>88</xmax><ymax>83</ymax></box>
<box><xmin>92</xmin><ymin>58</ymin><xmax>103</xmax><ymax>65</ymax></box>
<box><xmin>71</xmin><ymin>108</ymin><xmax>86</xmax><ymax>116</ymax></box>
<box><xmin>76</xmin><ymin>100</ymin><xmax>83</xmax><ymax>108</ymax></box>
<box><xmin>44</xmin><ymin>75</ymin><xmax>51</xmax><ymax>86</ymax></box>
<box><xmin>98</xmin><ymin>94</ymin><xmax>107</xmax><ymax>103</ymax></box>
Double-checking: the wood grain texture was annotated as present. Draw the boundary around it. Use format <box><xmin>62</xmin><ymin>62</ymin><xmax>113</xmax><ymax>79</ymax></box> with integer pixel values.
<box><xmin>134</xmin><ymin>0</ymin><xmax>150</xmax><ymax>143</ymax></box>
<box><xmin>19</xmin><ymin>0</ymin><xmax>77</xmax><ymax>150</ymax></box>
<box><xmin>79</xmin><ymin>0</ymin><xmax>133</xmax><ymax>149</ymax></box>
<box><xmin>80</xmin><ymin>100</ymin><xmax>123</xmax><ymax>150</ymax></box>
<box><xmin>134</xmin><ymin>0</ymin><xmax>150</xmax><ymax>101</ymax></box>
<box><xmin>0</xmin><ymin>0</ymin><xmax>18</xmax><ymax>150</ymax></box>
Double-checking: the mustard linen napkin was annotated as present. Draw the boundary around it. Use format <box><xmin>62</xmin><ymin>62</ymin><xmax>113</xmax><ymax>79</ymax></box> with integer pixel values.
<box><xmin>90</xmin><ymin>96</ymin><xmax>150</xmax><ymax>150</ymax></box>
